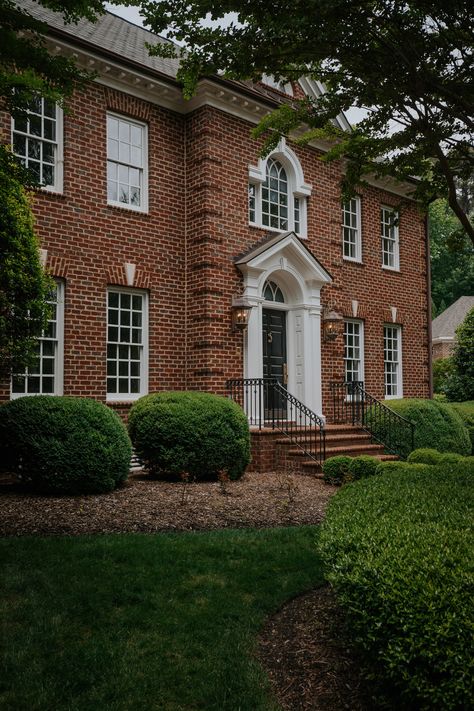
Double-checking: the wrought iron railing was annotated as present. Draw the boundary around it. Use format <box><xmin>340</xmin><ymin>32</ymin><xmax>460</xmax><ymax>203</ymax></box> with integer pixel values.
<box><xmin>330</xmin><ymin>381</ymin><xmax>415</xmax><ymax>458</ymax></box>
<box><xmin>227</xmin><ymin>378</ymin><xmax>326</xmax><ymax>467</ymax></box>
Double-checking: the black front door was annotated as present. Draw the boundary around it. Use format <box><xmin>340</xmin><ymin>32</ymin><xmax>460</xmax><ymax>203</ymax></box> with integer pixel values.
<box><xmin>263</xmin><ymin>309</ymin><xmax>287</xmax><ymax>416</ymax></box>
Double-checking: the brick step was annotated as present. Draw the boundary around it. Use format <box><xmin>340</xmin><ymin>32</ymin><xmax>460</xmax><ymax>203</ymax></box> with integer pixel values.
<box><xmin>288</xmin><ymin>442</ymin><xmax>386</xmax><ymax>457</ymax></box>
<box><xmin>277</xmin><ymin>433</ymin><xmax>372</xmax><ymax>448</ymax></box>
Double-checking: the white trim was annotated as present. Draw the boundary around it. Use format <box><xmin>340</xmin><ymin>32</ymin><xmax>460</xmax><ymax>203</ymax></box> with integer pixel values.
<box><xmin>106</xmin><ymin>286</ymin><xmax>148</xmax><ymax>402</ymax></box>
<box><xmin>248</xmin><ymin>139</ymin><xmax>311</xmax><ymax>238</ymax></box>
<box><xmin>11</xmin><ymin>279</ymin><xmax>65</xmax><ymax>398</ymax></box>
<box><xmin>384</xmin><ymin>324</ymin><xmax>403</xmax><ymax>399</ymax></box>
<box><xmin>381</xmin><ymin>205</ymin><xmax>400</xmax><ymax>271</ymax></box>
<box><xmin>342</xmin><ymin>196</ymin><xmax>362</xmax><ymax>263</ymax></box>
<box><xmin>236</xmin><ymin>231</ymin><xmax>331</xmax><ymax>419</ymax></box>
<box><xmin>106</xmin><ymin>112</ymin><xmax>148</xmax><ymax>213</ymax></box>
<box><xmin>344</xmin><ymin>319</ymin><xmax>365</xmax><ymax>385</ymax></box>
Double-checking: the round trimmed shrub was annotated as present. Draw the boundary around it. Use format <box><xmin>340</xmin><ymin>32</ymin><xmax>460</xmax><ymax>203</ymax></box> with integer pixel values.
<box><xmin>449</xmin><ymin>402</ymin><xmax>474</xmax><ymax>454</ymax></box>
<box><xmin>347</xmin><ymin>455</ymin><xmax>379</xmax><ymax>481</ymax></box>
<box><xmin>0</xmin><ymin>396</ymin><xmax>131</xmax><ymax>494</ymax></box>
<box><xmin>368</xmin><ymin>398</ymin><xmax>471</xmax><ymax>458</ymax></box>
<box><xmin>407</xmin><ymin>448</ymin><xmax>443</xmax><ymax>465</ymax></box>
<box><xmin>438</xmin><ymin>452</ymin><xmax>466</xmax><ymax>466</ymax></box>
<box><xmin>128</xmin><ymin>391</ymin><xmax>250</xmax><ymax>481</ymax></box>
<box><xmin>322</xmin><ymin>455</ymin><xmax>353</xmax><ymax>485</ymax></box>
<box><xmin>375</xmin><ymin>461</ymin><xmax>430</xmax><ymax>476</ymax></box>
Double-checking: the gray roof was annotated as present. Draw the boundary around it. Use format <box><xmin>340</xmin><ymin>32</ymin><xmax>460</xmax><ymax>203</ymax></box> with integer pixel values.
<box><xmin>432</xmin><ymin>296</ymin><xmax>474</xmax><ymax>340</ymax></box>
<box><xmin>18</xmin><ymin>0</ymin><xmax>181</xmax><ymax>79</ymax></box>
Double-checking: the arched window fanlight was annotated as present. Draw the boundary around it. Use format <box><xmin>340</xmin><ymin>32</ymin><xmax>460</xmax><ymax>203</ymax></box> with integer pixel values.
<box><xmin>248</xmin><ymin>139</ymin><xmax>311</xmax><ymax>237</ymax></box>
<box><xmin>263</xmin><ymin>280</ymin><xmax>285</xmax><ymax>303</ymax></box>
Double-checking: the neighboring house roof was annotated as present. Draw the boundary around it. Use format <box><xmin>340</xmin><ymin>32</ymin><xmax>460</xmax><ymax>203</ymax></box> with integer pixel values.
<box><xmin>432</xmin><ymin>296</ymin><xmax>474</xmax><ymax>341</ymax></box>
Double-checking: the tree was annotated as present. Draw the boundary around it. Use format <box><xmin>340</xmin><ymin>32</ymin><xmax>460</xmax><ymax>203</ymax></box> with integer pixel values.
<box><xmin>141</xmin><ymin>0</ymin><xmax>474</xmax><ymax>245</ymax></box>
<box><xmin>429</xmin><ymin>199</ymin><xmax>474</xmax><ymax>317</ymax></box>
<box><xmin>0</xmin><ymin>0</ymin><xmax>134</xmax><ymax>376</ymax></box>
<box><xmin>0</xmin><ymin>149</ymin><xmax>53</xmax><ymax>375</ymax></box>
<box><xmin>443</xmin><ymin>307</ymin><xmax>474</xmax><ymax>401</ymax></box>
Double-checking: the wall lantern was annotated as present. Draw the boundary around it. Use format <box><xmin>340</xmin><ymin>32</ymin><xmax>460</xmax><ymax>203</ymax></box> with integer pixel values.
<box><xmin>231</xmin><ymin>296</ymin><xmax>253</xmax><ymax>331</ymax></box>
<box><xmin>322</xmin><ymin>307</ymin><xmax>343</xmax><ymax>342</ymax></box>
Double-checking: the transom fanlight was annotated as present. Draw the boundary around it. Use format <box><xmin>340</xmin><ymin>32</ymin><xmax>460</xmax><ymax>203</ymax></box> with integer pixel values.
<box><xmin>263</xmin><ymin>280</ymin><xmax>285</xmax><ymax>303</ymax></box>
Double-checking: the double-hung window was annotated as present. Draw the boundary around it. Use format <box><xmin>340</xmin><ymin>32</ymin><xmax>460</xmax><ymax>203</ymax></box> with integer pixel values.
<box><xmin>344</xmin><ymin>320</ymin><xmax>364</xmax><ymax>385</ymax></box>
<box><xmin>107</xmin><ymin>289</ymin><xmax>148</xmax><ymax>400</ymax></box>
<box><xmin>12</xmin><ymin>97</ymin><xmax>63</xmax><ymax>192</ymax></box>
<box><xmin>342</xmin><ymin>198</ymin><xmax>362</xmax><ymax>261</ymax></box>
<box><xmin>107</xmin><ymin>114</ymin><xmax>147</xmax><ymax>211</ymax></box>
<box><xmin>381</xmin><ymin>207</ymin><xmax>399</xmax><ymax>270</ymax></box>
<box><xmin>384</xmin><ymin>325</ymin><xmax>402</xmax><ymax>398</ymax></box>
<box><xmin>11</xmin><ymin>281</ymin><xmax>64</xmax><ymax>397</ymax></box>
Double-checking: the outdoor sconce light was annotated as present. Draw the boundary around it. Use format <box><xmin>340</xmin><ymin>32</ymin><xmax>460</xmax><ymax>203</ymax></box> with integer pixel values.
<box><xmin>322</xmin><ymin>307</ymin><xmax>343</xmax><ymax>342</ymax></box>
<box><xmin>231</xmin><ymin>296</ymin><xmax>253</xmax><ymax>332</ymax></box>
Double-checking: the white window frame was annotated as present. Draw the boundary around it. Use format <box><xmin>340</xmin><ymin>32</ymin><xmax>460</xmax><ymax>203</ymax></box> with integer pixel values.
<box><xmin>106</xmin><ymin>287</ymin><xmax>148</xmax><ymax>402</ymax></box>
<box><xmin>344</xmin><ymin>319</ymin><xmax>365</xmax><ymax>386</ymax></box>
<box><xmin>11</xmin><ymin>100</ymin><xmax>64</xmax><ymax>194</ymax></box>
<box><xmin>248</xmin><ymin>139</ymin><xmax>311</xmax><ymax>238</ymax></box>
<box><xmin>11</xmin><ymin>280</ymin><xmax>65</xmax><ymax>398</ymax></box>
<box><xmin>106</xmin><ymin>113</ymin><xmax>148</xmax><ymax>213</ymax></box>
<box><xmin>342</xmin><ymin>197</ymin><xmax>362</xmax><ymax>262</ymax></box>
<box><xmin>384</xmin><ymin>325</ymin><xmax>403</xmax><ymax>399</ymax></box>
<box><xmin>381</xmin><ymin>206</ymin><xmax>400</xmax><ymax>271</ymax></box>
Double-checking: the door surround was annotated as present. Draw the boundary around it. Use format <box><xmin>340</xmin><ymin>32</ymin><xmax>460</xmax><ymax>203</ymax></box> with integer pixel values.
<box><xmin>235</xmin><ymin>231</ymin><xmax>332</xmax><ymax>418</ymax></box>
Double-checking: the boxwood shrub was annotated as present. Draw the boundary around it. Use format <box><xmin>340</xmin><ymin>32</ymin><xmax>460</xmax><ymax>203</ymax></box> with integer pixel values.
<box><xmin>319</xmin><ymin>464</ymin><xmax>474</xmax><ymax>709</ymax></box>
<box><xmin>128</xmin><ymin>391</ymin><xmax>250</xmax><ymax>480</ymax></box>
<box><xmin>322</xmin><ymin>455</ymin><xmax>353</xmax><ymax>485</ymax></box>
<box><xmin>346</xmin><ymin>455</ymin><xmax>379</xmax><ymax>481</ymax></box>
<box><xmin>407</xmin><ymin>448</ymin><xmax>443</xmax><ymax>465</ymax></box>
<box><xmin>0</xmin><ymin>396</ymin><xmax>131</xmax><ymax>494</ymax></box>
<box><xmin>365</xmin><ymin>398</ymin><xmax>471</xmax><ymax>459</ymax></box>
<box><xmin>449</xmin><ymin>401</ymin><xmax>474</xmax><ymax>453</ymax></box>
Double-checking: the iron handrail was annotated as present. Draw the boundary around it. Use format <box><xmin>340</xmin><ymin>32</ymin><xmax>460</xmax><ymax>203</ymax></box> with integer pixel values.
<box><xmin>227</xmin><ymin>378</ymin><xmax>326</xmax><ymax>468</ymax></box>
<box><xmin>330</xmin><ymin>381</ymin><xmax>415</xmax><ymax>457</ymax></box>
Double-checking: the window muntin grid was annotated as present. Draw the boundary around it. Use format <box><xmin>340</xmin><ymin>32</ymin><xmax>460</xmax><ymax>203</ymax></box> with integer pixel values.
<box><xmin>107</xmin><ymin>290</ymin><xmax>146</xmax><ymax>398</ymax></box>
<box><xmin>248</xmin><ymin>183</ymin><xmax>256</xmax><ymax>222</ymax></box>
<box><xmin>262</xmin><ymin>158</ymin><xmax>289</xmax><ymax>230</ymax></box>
<box><xmin>384</xmin><ymin>326</ymin><xmax>401</xmax><ymax>397</ymax></box>
<box><xmin>107</xmin><ymin>115</ymin><xmax>146</xmax><ymax>210</ymax></box>
<box><xmin>294</xmin><ymin>197</ymin><xmax>301</xmax><ymax>235</ymax></box>
<box><xmin>342</xmin><ymin>198</ymin><xmax>361</xmax><ymax>261</ymax></box>
<box><xmin>344</xmin><ymin>320</ymin><xmax>363</xmax><ymax>383</ymax></box>
<box><xmin>12</xmin><ymin>97</ymin><xmax>58</xmax><ymax>188</ymax></box>
<box><xmin>11</xmin><ymin>282</ymin><xmax>63</xmax><ymax>396</ymax></box>
<box><xmin>381</xmin><ymin>207</ymin><xmax>399</xmax><ymax>269</ymax></box>
<box><xmin>263</xmin><ymin>280</ymin><xmax>285</xmax><ymax>303</ymax></box>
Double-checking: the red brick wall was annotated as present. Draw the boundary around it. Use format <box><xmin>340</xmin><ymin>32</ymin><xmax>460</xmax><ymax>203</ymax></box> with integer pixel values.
<box><xmin>0</xmin><ymin>83</ymin><xmax>430</xmax><ymax>416</ymax></box>
<box><xmin>432</xmin><ymin>340</ymin><xmax>454</xmax><ymax>360</ymax></box>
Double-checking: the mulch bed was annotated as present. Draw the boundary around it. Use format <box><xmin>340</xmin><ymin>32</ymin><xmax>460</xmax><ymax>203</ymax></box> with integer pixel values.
<box><xmin>0</xmin><ymin>470</ymin><xmax>335</xmax><ymax>537</ymax></box>
<box><xmin>0</xmin><ymin>469</ymin><xmax>371</xmax><ymax>710</ymax></box>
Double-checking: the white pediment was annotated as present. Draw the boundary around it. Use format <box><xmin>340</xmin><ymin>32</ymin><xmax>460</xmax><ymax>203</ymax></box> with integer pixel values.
<box><xmin>235</xmin><ymin>231</ymin><xmax>332</xmax><ymax>288</ymax></box>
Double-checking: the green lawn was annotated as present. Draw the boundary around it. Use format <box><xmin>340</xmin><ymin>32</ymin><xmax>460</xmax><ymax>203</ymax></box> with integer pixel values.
<box><xmin>0</xmin><ymin>527</ymin><xmax>324</xmax><ymax>711</ymax></box>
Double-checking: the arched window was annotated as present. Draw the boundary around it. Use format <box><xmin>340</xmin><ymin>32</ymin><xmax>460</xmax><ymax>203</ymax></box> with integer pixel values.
<box><xmin>262</xmin><ymin>159</ymin><xmax>288</xmax><ymax>230</ymax></box>
<box><xmin>263</xmin><ymin>280</ymin><xmax>285</xmax><ymax>303</ymax></box>
<box><xmin>248</xmin><ymin>140</ymin><xmax>311</xmax><ymax>237</ymax></box>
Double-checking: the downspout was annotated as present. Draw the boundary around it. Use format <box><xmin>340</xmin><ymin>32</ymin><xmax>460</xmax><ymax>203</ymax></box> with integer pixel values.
<box><xmin>184</xmin><ymin>118</ymin><xmax>188</xmax><ymax>389</ymax></box>
<box><xmin>425</xmin><ymin>211</ymin><xmax>433</xmax><ymax>398</ymax></box>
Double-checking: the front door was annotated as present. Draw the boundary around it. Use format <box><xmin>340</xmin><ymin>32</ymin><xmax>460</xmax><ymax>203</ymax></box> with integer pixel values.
<box><xmin>262</xmin><ymin>308</ymin><xmax>287</xmax><ymax>417</ymax></box>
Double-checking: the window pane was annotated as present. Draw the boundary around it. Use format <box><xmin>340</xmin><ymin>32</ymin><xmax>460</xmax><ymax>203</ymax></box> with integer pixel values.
<box><xmin>107</xmin><ymin>289</ymin><xmax>145</xmax><ymax>398</ymax></box>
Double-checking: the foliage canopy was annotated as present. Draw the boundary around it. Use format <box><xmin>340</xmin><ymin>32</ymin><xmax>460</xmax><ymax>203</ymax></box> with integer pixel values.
<box><xmin>142</xmin><ymin>0</ymin><xmax>474</xmax><ymax>244</ymax></box>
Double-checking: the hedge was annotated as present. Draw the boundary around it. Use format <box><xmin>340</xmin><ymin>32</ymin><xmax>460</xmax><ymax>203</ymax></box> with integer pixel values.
<box><xmin>407</xmin><ymin>448</ymin><xmax>443</xmax><ymax>465</ymax></box>
<box><xmin>347</xmin><ymin>455</ymin><xmax>379</xmax><ymax>481</ymax></box>
<box><xmin>319</xmin><ymin>463</ymin><xmax>474</xmax><ymax>709</ymax></box>
<box><xmin>322</xmin><ymin>456</ymin><xmax>352</xmax><ymax>485</ymax></box>
<box><xmin>449</xmin><ymin>401</ymin><xmax>474</xmax><ymax>454</ymax></box>
<box><xmin>0</xmin><ymin>396</ymin><xmax>131</xmax><ymax>494</ymax></box>
<box><xmin>366</xmin><ymin>398</ymin><xmax>471</xmax><ymax>459</ymax></box>
<box><xmin>128</xmin><ymin>391</ymin><xmax>250</xmax><ymax>480</ymax></box>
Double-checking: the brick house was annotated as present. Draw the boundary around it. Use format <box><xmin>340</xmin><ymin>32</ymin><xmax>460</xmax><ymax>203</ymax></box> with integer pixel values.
<box><xmin>432</xmin><ymin>297</ymin><xmax>474</xmax><ymax>360</ymax></box>
<box><xmin>1</xmin><ymin>2</ymin><xmax>432</xmax><ymax>468</ymax></box>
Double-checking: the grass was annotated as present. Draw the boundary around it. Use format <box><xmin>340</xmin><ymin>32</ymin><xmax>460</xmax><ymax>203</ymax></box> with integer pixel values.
<box><xmin>0</xmin><ymin>527</ymin><xmax>324</xmax><ymax>711</ymax></box>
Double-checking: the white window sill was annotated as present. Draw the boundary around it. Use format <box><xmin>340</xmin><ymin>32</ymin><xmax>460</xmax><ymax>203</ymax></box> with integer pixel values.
<box><xmin>382</xmin><ymin>265</ymin><xmax>400</xmax><ymax>273</ymax></box>
<box><xmin>249</xmin><ymin>222</ymin><xmax>306</xmax><ymax>238</ymax></box>
<box><xmin>40</xmin><ymin>185</ymin><xmax>64</xmax><ymax>196</ymax></box>
<box><xmin>343</xmin><ymin>257</ymin><xmax>363</xmax><ymax>265</ymax></box>
<box><xmin>107</xmin><ymin>201</ymin><xmax>148</xmax><ymax>215</ymax></box>
<box><xmin>107</xmin><ymin>394</ymin><xmax>145</xmax><ymax>403</ymax></box>
<box><xmin>384</xmin><ymin>393</ymin><xmax>402</xmax><ymax>400</ymax></box>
